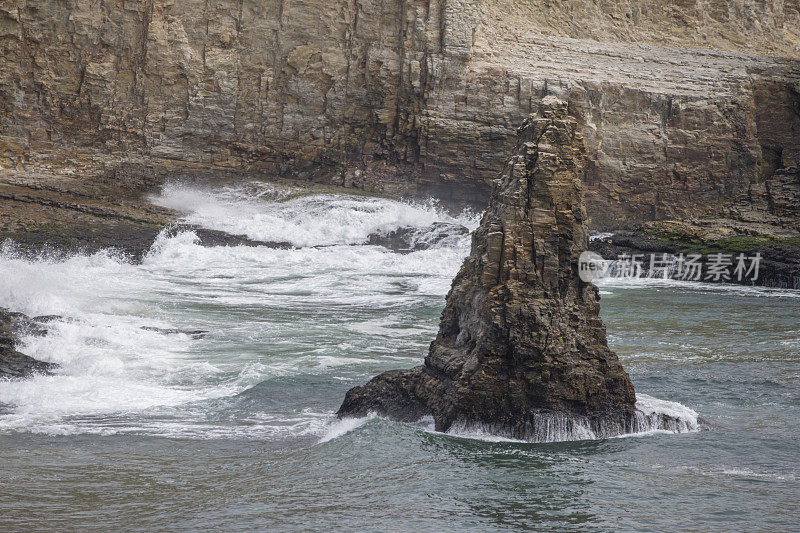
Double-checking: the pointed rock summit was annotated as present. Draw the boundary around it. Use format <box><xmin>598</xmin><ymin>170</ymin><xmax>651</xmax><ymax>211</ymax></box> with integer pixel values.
<box><xmin>338</xmin><ymin>97</ymin><xmax>642</xmax><ymax>440</ymax></box>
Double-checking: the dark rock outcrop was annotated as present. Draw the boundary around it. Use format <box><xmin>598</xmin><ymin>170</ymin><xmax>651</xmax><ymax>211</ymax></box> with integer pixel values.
<box><xmin>338</xmin><ymin>98</ymin><xmax>642</xmax><ymax>440</ymax></box>
<box><xmin>140</xmin><ymin>326</ymin><xmax>208</xmax><ymax>339</ymax></box>
<box><xmin>367</xmin><ymin>222</ymin><xmax>469</xmax><ymax>253</ymax></box>
<box><xmin>0</xmin><ymin>309</ymin><xmax>58</xmax><ymax>379</ymax></box>
<box><xmin>589</xmin><ymin>227</ymin><xmax>800</xmax><ymax>290</ymax></box>
<box><xmin>588</xmin><ymin>166</ymin><xmax>800</xmax><ymax>289</ymax></box>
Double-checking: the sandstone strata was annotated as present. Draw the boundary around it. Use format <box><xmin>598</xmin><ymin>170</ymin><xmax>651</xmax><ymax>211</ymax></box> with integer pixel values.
<box><xmin>728</xmin><ymin>166</ymin><xmax>800</xmax><ymax>227</ymax></box>
<box><xmin>338</xmin><ymin>98</ymin><xmax>646</xmax><ymax>440</ymax></box>
<box><xmin>1</xmin><ymin>0</ymin><xmax>799</xmax><ymax>227</ymax></box>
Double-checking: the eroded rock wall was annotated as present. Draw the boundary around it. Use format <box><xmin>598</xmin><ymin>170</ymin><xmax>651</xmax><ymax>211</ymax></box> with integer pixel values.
<box><xmin>0</xmin><ymin>0</ymin><xmax>433</xmax><ymax>174</ymax></box>
<box><xmin>1</xmin><ymin>0</ymin><xmax>799</xmax><ymax>227</ymax></box>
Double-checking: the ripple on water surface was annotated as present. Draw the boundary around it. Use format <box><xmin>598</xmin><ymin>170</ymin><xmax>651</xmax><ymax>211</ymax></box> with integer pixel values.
<box><xmin>1</xmin><ymin>182</ymin><xmax>798</xmax><ymax>530</ymax></box>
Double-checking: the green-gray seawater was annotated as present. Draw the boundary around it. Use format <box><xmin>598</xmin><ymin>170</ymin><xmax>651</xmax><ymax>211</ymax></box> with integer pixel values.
<box><xmin>1</xmin><ymin>184</ymin><xmax>797</xmax><ymax>531</ymax></box>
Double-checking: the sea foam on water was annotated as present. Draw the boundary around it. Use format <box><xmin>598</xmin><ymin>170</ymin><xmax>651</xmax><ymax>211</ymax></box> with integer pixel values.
<box><xmin>1</xmin><ymin>183</ymin><xmax>702</xmax><ymax>441</ymax></box>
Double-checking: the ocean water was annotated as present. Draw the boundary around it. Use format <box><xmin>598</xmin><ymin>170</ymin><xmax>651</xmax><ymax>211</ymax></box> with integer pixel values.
<box><xmin>1</xmin><ymin>183</ymin><xmax>798</xmax><ymax>531</ymax></box>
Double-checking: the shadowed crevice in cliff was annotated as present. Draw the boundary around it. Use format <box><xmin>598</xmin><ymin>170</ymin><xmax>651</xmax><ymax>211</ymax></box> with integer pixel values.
<box><xmin>337</xmin><ymin>97</ymin><xmax>695</xmax><ymax>441</ymax></box>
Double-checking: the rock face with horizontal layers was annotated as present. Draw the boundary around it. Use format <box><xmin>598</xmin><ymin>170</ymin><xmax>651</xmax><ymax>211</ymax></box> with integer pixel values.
<box><xmin>1</xmin><ymin>0</ymin><xmax>799</xmax><ymax>227</ymax></box>
<box><xmin>338</xmin><ymin>98</ymin><xmax>645</xmax><ymax>440</ymax></box>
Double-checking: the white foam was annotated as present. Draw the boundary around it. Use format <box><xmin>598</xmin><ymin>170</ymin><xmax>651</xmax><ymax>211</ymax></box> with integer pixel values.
<box><xmin>440</xmin><ymin>393</ymin><xmax>700</xmax><ymax>444</ymax></box>
<box><xmin>634</xmin><ymin>393</ymin><xmax>699</xmax><ymax>427</ymax></box>
<box><xmin>718</xmin><ymin>468</ymin><xmax>795</xmax><ymax>481</ymax></box>
<box><xmin>150</xmin><ymin>182</ymin><xmax>480</xmax><ymax>248</ymax></box>
<box><xmin>596</xmin><ymin>275</ymin><xmax>800</xmax><ymax>297</ymax></box>
<box><xmin>0</xmin><ymin>187</ymin><xmax>477</xmax><ymax>438</ymax></box>
<box><xmin>318</xmin><ymin>415</ymin><xmax>373</xmax><ymax>443</ymax></box>
<box><xmin>142</xmin><ymin>230</ymin><xmax>468</xmax><ymax>301</ymax></box>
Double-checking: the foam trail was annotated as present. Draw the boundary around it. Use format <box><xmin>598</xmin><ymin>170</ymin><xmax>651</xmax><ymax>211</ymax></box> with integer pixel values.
<box><xmin>596</xmin><ymin>273</ymin><xmax>800</xmax><ymax>298</ymax></box>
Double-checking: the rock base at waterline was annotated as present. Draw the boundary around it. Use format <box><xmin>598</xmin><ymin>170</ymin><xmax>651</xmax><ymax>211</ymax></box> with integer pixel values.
<box><xmin>340</xmin><ymin>386</ymin><xmax>701</xmax><ymax>443</ymax></box>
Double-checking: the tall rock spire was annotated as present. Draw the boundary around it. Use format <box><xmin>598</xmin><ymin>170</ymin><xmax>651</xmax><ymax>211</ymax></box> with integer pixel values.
<box><xmin>338</xmin><ymin>96</ymin><xmax>640</xmax><ymax>440</ymax></box>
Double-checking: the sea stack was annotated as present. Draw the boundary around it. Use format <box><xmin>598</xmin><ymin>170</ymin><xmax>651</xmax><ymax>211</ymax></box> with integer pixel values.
<box><xmin>338</xmin><ymin>96</ymin><xmax>642</xmax><ymax>440</ymax></box>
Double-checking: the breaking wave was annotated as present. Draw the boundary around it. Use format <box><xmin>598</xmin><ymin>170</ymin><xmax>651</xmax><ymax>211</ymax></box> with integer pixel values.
<box><xmin>0</xmin><ymin>184</ymin><xmax>477</xmax><ymax>438</ymax></box>
<box><xmin>150</xmin><ymin>181</ymin><xmax>479</xmax><ymax>248</ymax></box>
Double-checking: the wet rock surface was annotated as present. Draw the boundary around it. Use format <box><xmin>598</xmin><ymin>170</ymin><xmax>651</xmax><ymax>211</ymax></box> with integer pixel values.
<box><xmin>367</xmin><ymin>222</ymin><xmax>469</xmax><ymax>253</ymax></box>
<box><xmin>140</xmin><ymin>326</ymin><xmax>208</xmax><ymax>339</ymax></box>
<box><xmin>167</xmin><ymin>225</ymin><xmax>293</xmax><ymax>251</ymax></box>
<box><xmin>338</xmin><ymin>98</ymin><xmax>641</xmax><ymax>439</ymax></box>
<box><xmin>0</xmin><ymin>309</ymin><xmax>58</xmax><ymax>379</ymax></box>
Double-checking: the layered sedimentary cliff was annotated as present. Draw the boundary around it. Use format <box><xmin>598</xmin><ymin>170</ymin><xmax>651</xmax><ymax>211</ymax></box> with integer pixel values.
<box><xmin>2</xmin><ymin>0</ymin><xmax>799</xmax><ymax>227</ymax></box>
<box><xmin>337</xmin><ymin>98</ymin><xmax>653</xmax><ymax>440</ymax></box>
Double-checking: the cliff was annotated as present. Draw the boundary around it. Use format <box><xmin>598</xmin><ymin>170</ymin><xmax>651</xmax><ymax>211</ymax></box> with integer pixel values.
<box><xmin>2</xmin><ymin>0</ymin><xmax>800</xmax><ymax>228</ymax></box>
<box><xmin>337</xmin><ymin>98</ymin><xmax>645</xmax><ymax>440</ymax></box>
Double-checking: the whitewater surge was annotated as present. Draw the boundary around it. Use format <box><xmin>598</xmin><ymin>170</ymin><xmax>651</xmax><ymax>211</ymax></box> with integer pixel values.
<box><xmin>439</xmin><ymin>394</ymin><xmax>700</xmax><ymax>443</ymax></box>
<box><xmin>0</xmin><ymin>182</ymin><xmax>715</xmax><ymax>442</ymax></box>
<box><xmin>0</xmin><ymin>183</ymin><xmax>477</xmax><ymax>438</ymax></box>
<box><xmin>150</xmin><ymin>181</ymin><xmax>479</xmax><ymax>248</ymax></box>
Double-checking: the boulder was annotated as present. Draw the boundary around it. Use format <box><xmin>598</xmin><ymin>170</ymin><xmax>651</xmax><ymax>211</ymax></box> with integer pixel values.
<box><xmin>367</xmin><ymin>222</ymin><xmax>469</xmax><ymax>253</ymax></box>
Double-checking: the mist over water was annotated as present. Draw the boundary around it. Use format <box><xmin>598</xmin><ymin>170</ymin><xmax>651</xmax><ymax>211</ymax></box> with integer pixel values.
<box><xmin>1</xmin><ymin>182</ymin><xmax>798</xmax><ymax>530</ymax></box>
